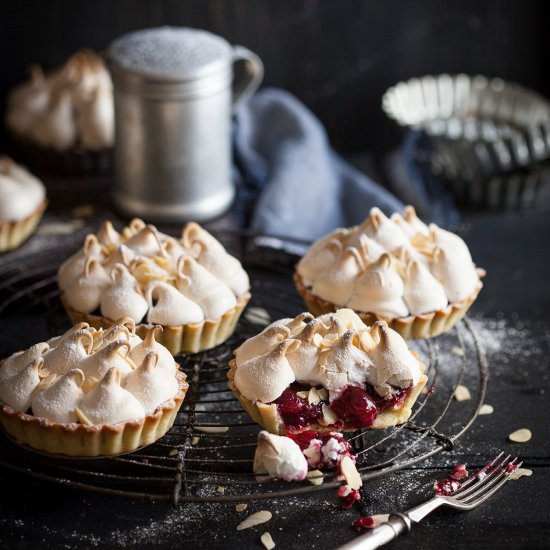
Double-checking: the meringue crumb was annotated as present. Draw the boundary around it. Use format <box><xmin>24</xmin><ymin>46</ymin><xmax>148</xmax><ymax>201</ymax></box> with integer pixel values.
<box><xmin>340</xmin><ymin>456</ymin><xmax>362</xmax><ymax>490</ymax></box>
<box><xmin>479</xmin><ymin>404</ymin><xmax>494</xmax><ymax>415</ymax></box>
<box><xmin>235</xmin><ymin>503</ymin><xmax>248</xmax><ymax>512</ymax></box>
<box><xmin>195</xmin><ymin>426</ymin><xmax>229</xmax><ymax>433</ymax></box>
<box><xmin>261</xmin><ymin>532</ymin><xmax>276</xmax><ymax>549</ymax></box>
<box><xmin>508</xmin><ymin>428</ymin><xmax>532</xmax><ymax>443</ymax></box>
<box><xmin>191</xmin><ymin>436</ymin><xmax>200</xmax><ymax>445</ymax></box>
<box><xmin>216</xmin><ymin>486</ymin><xmax>225</xmax><ymax>494</ymax></box>
<box><xmin>244</xmin><ymin>307</ymin><xmax>271</xmax><ymax>326</ymax></box>
<box><xmin>168</xmin><ymin>448</ymin><xmax>179</xmax><ymax>457</ymax></box>
<box><xmin>236</xmin><ymin>511</ymin><xmax>272</xmax><ymax>531</ymax></box>
<box><xmin>307</xmin><ymin>470</ymin><xmax>324</xmax><ymax>485</ymax></box>
<box><xmin>454</xmin><ymin>385</ymin><xmax>471</xmax><ymax>401</ymax></box>
<box><xmin>451</xmin><ymin>346</ymin><xmax>465</xmax><ymax>356</ymax></box>
<box><xmin>71</xmin><ymin>204</ymin><xmax>95</xmax><ymax>218</ymax></box>
<box><xmin>509</xmin><ymin>468</ymin><xmax>533</xmax><ymax>480</ymax></box>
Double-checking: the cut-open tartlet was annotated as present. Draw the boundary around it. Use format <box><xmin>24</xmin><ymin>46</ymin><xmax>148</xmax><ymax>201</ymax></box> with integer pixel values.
<box><xmin>294</xmin><ymin>206</ymin><xmax>484</xmax><ymax>339</ymax></box>
<box><xmin>0</xmin><ymin>321</ymin><xmax>188</xmax><ymax>457</ymax></box>
<box><xmin>228</xmin><ymin>309</ymin><xmax>428</xmax><ymax>435</ymax></box>
<box><xmin>58</xmin><ymin>219</ymin><xmax>251</xmax><ymax>354</ymax></box>
<box><xmin>0</xmin><ymin>156</ymin><xmax>46</xmax><ymax>252</ymax></box>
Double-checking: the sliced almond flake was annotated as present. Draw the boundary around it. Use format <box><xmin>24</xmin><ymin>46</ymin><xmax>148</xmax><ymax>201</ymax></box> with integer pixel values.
<box><xmin>244</xmin><ymin>307</ymin><xmax>272</xmax><ymax>327</ymax></box>
<box><xmin>168</xmin><ymin>448</ymin><xmax>179</xmax><ymax>457</ymax></box>
<box><xmin>296</xmin><ymin>391</ymin><xmax>309</xmax><ymax>399</ymax></box>
<box><xmin>216</xmin><ymin>486</ymin><xmax>225</xmax><ymax>494</ymax></box>
<box><xmin>479</xmin><ymin>404</ymin><xmax>494</xmax><ymax>415</ymax></box>
<box><xmin>75</xmin><ymin>408</ymin><xmax>93</xmax><ymax>426</ymax></box>
<box><xmin>191</xmin><ymin>436</ymin><xmax>201</xmax><ymax>445</ymax></box>
<box><xmin>508</xmin><ymin>428</ymin><xmax>532</xmax><ymax>443</ymax></box>
<box><xmin>236</xmin><ymin>510</ymin><xmax>272</xmax><ymax>531</ymax></box>
<box><xmin>195</xmin><ymin>426</ymin><xmax>229</xmax><ymax>433</ymax></box>
<box><xmin>71</xmin><ymin>204</ymin><xmax>95</xmax><ymax>218</ymax></box>
<box><xmin>260</xmin><ymin>532</ymin><xmax>276</xmax><ymax>550</ymax></box>
<box><xmin>37</xmin><ymin>220</ymin><xmax>85</xmax><ymax>236</ymax></box>
<box><xmin>340</xmin><ymin>455</ymin><xmax>362</xmax><ymax>489</ymax></box>
<box><xmin>359</xmin><ymin>332</ymin><xmax>374</xmax><ymax>352</ymax></box>
<box><xmin>313</xmin><ymin>333</ymin><xmax>324</xmax><ymax>348</ymax></box>
<box><xmin>235</xmin><ymin>503</ymin><xmax>248</xmax><ymax>512</ymax></box>
<box><xmin>318</xmin><ymin>349</ymin><xmax>331</xmax><ymax>366</ymax></box>
<box><xmin>318</xmin><ymin>388</ymin><xmax>329</xmax><ymax>401</ymax></box>
<box><xmin>454</xmin><ymin>385</ymin><xmax>471</xmax><ymax>401</ymax></box>
<box><xmin>318</xmin><ymin>404</ymin><xmax>338</xmax><ymax>427</ymax></box>
<box><xmin>308</xmin><ymin>387</ymin><xmax>321</xmax><ymax>405</ymax></box>
<box><xmin>509</xmin><ymin>468</ymin><xmax>533</xmax><ymax>480</ymax></box>
<box><xmin>451</xmin><ymin>346</ymin><xmax>465</xmax><ymax>357</ymax></box>
<box><xmin>306</xmin><ymin>470</ymin><xmax>324</xmax><ymax>485</ymax></box>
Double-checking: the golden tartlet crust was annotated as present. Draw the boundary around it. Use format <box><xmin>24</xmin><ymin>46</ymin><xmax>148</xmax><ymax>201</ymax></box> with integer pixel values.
<box><xmin>293</xmin><ymin>270</ymin><xmax>484</xmax><ymax>339</ymax></box>
<box><xmin>0</xmin><ymin>199</ymin><xmax>47</xmax><ymax>253</ymax></box>
<box><xmin>228</xmin><ymin>358</ymin><xmax>428</xmax><ymax>435</ymax></box>
<box><xmin>0</xmin><ymin>370</ymin><xmax>188</xmax><ymax>457</ymax></box>
<box><xmin>61</xmin><ymin>292</ymin><xmax>251</xmax><ymax>355</ymax></box>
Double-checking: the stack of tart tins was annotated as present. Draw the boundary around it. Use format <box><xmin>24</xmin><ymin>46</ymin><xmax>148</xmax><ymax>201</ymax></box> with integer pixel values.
<box><xmin>382</xmin><ymin>74</ymin><xmax>550</xmax><ymax>209</ymax></box>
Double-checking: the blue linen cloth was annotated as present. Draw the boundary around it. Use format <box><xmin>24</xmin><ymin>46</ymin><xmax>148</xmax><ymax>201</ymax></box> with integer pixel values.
<box><xmin>233</xmin><ymin>88</ymin><xmax>456</xmax><ymax>247</ymax></box>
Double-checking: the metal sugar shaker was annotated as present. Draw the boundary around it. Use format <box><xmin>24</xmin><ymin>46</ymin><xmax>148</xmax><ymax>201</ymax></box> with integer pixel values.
<box><xmin>108</xmin><ymin>27</ymin><xmax>263</xmax><ymax>222</ymax></box>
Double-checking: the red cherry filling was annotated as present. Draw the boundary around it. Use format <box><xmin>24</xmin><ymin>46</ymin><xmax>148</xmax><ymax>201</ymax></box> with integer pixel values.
<box><xmin>273</xmin><ymin>386</ymin><xmax>323</xmax><ymax>430</ymax></box>
<box><xmin>433</xmin><ymin>479</ymin><xmax>461</xmax><ymax>496</ymax></box>
<box><xmin>330</xmin><ymin>386</ymin><xmax>379</xmax><ymax>428</ymax></box>
<box><xmin>337</xmin><ymin>485</ymin><xmax>361</xmax><ymax>509</ymax></box>
<box><xmin>353</xmin><ymin>516</ymin><xmax>375</xmax><ymax>531</ymax></box>
<box><xmin>449</xmin><ymin>464</ymin><xmax>469</xmax><ymax>480</ymax></box>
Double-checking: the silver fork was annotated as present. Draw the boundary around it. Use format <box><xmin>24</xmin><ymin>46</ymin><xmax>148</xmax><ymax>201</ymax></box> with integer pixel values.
<box><xmin>338</xmin><ymin>453</ymin><xmax>522</xmax><ymax>550</ymax></box>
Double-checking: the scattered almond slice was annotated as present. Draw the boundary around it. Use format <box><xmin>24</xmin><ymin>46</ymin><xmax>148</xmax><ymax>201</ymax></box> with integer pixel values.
<box><xmin>340</xmin><ymin>455</ymin><xmax>362</xmax><ymax>489</ymax></box>
<box><xmin>509</xmin><ymin>468</ymin><xmax>533</xmax><ymax>480</ymax></box>
<box><xmin>191</xmin><ymin>436</ymin><xmax>200</xmax><ymax>445</ymax></box>
<box><xmin>260</xmin><ymin>532</ymin><xmax>276</xmax><ymax>550</ymax></box>
<box><xmin>74</xmin><ymin>408</ymin><xmax>93</xmax><ymax>426</ymax></box>
<box><xmin>37</xmin><ymin>220</ymin><xmax>85</xmax><ymax>235</ymax></box>
<box><xmin>508</xmin><ymin>428</ymin><xmax>532</xmax><ymax>443</ymax></box>
<box><xmin>451</xmin><ymin>346</ymin><xmax>465</xmax><ymax>357</ymax></box>
<box><xmin>216</xmin><ymin>486</ymin><xmax>225</xmax><ymax>494</ymax></box>
<box><xmin>308</xmin><ymin>387</ymin><xmax>321</xmax><ymax>405</ymax></box>
<box><xmin>313</xmin><ymin>333</ymin><xmax>324</xmax><ymax>348</ymax></box>
<box><xmin>479</xmin><ymin>404</ymin><xmax>494</xmax><ymax>415</ymax></box>
<box><xmin>318</xmin><ymin>404</ymin><xmax>338</xmax><ymax>427</ymax></box>
<box><xmin>296</xmin><ymin>391</ymin><xmax>309</xmax><ymax>399</ymax></box>
<box><xmin>318</xmin><ymin>388</ymin><xmax>329</xmax><ymax>401</ymax></box>
<box><xmin>454</xmin><ymin>385</ymin><xmax>471</xmax><ymax>401</ymax></box>
<box><xmin>236</xmin><ymin>510</ymin><xmax>272</xmax><ymax>531</ymax></box>
<box><xmin>235</xmin><ymin>503</ymin><xmax>248</xmax><ymax>512</ymax></box>
<box><xmin>244</xmin><ymin>307</ymin><xmax>271</xmax><ymax>327</ymax></box>
<box><xmin>168</xmin><ymin>448</ymin><xmax>179</xmax><ymax>457</ymax></box>
<box><xmin>195</xmin><ymin>426</ymin><xmax>229</xmax><ymax>433</ymax></box>
<box><xmin>307</xmin><ymin>470</ymin><xmax>324</xmax><ymax>485</ymax></box>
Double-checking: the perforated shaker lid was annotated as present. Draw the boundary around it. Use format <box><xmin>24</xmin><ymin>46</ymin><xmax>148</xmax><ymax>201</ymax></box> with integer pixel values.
<box><xmin>108</xmin><ymin>26</ymin><xmax>233</xmax><ymax>81</ymax></box>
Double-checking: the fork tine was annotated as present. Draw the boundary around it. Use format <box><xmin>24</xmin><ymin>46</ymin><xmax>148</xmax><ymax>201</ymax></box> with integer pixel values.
<box><xmin>460</xmin><ymin>460</ymin><xmax>516</xmax><ymax>503</ymax></box>
<box><xmin>458</xmin><ymin>471</ymin><xmax>512</xmax><ymax>509</ymax></box>
<box><xmin>452</xmin><ymin>452</ymin><xmax>504</xmax><ymax>493</ymax></box>
<box><xmin>453</xmin><ymin>453</ymin><xmax>510</xmax><ymax>499</ymax></box>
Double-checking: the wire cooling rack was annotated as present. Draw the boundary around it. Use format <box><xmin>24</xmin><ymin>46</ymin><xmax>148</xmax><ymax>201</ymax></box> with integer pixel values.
<box><xmin>0</xmin><ymin>231</ymin><xmax>488</xmax><ymax>506</ymax></box>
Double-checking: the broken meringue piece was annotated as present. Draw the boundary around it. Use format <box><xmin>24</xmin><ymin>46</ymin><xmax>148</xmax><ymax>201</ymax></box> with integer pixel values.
<box><xmin>253</xmin><ymin>431</ymin><xmax>308</xmax><ymax>481</ymax></box>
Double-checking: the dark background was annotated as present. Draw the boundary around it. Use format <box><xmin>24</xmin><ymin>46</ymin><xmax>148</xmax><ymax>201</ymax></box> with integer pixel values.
<box><xmin>1</xmin><ymin>0</ymin><xmax>548</xmax><ymax>156</ymax></box>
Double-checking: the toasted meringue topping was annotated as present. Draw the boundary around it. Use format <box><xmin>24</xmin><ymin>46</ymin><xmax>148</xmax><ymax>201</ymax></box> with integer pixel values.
<box><xmin>31</xmin><ymin>369</ymin><xmax>85</xmax><ymax>423</ymax></box>
<box><xmin>0</xmin><ymin>156</ymin><xmax>46</xmax><ymax>222</ymax></box>
<box><xmin>300</xmin><ymin>206</ymin><xmax>481</xmax><ymax>318</ymax></box>
<box><xmin>78</xmin><ymin>367</ymin><xmax>144</xmax><ymax>425</ymax></box>
<box><xmin>234</xmin><ymin>340</ymin><xmax>299</xmax><ymax>403</ymax></box>
<box><xmin>6</xmin><ymin>49</ymin><xmax>114</xmax><ymax>152</ymax></box>
<box><xmin>253</xmin><ymin>431</ymin><xmax>308</xmax><ymax>481</ymax></box>
<box><xmin>0</xmin><ymin>323</ymin><xmax>179</xmax><ymax>426</ymax></box>
<box><xmin>233</xmin><ymin>310</ymin><xmax>423</xmax><ymax>402</ymax></box>
<box><xmin>59</xmin><ymin>220</ymin><xmax>249</xmax><ymax>325</ymax></box>
<box><xmin>122</xmin><ymin>352</ymin><xmax>179</xmax><ymax>414</ymax></box>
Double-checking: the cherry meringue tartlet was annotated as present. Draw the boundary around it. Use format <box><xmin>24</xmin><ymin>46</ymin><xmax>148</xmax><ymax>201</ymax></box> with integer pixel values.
<box><xmin>294</xmin><ymin>206</ymin><xmax>485</xmax><ymax>339</ymax></box>
<box><xmin>0</xmin><ymin>156</ymin><xmax>46</xmax><ymax>252</ymax></box>
<box><xmin>0</xmin><ymin>321</ymin><xmax>187</xmax><ymax>457</ymax></box>
<box><xmin>58</xmin><ymin>219</ymin><xmax>251</xmax><ymax>354</ymax></box>
<box><xmin>228</xmin><ymin>309</ymin><xmax>428</xmax><ymax>435</ymax></box>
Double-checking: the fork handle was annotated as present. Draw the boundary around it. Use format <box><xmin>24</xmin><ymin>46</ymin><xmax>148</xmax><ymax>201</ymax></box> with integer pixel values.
<box><xmin>337</xmin><ymin>514</ymin><xmax>412</xmax><ymax>550</ymax></box>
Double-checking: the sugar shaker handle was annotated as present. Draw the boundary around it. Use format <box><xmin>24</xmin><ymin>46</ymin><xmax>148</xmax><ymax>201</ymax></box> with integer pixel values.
<box><xmin>232</xmin><ymin>45</ymin><xmax>264</xmax><ymax>112</ymax></box>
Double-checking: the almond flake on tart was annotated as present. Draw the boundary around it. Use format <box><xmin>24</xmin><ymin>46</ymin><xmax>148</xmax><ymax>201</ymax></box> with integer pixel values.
<box><xmin>0</xmin><ymin>321</ymin><xmax>187</xmax><ymax>457</ymax></box>
<box><xmin>228</xmin><ymin>309</ymin><xmax>428</xmax><ymax>435</ymax></box>
<box><xmin>58</xmin><ymin>219</ymin><xmax>251</xmax><ymax>354</ymax></box>
<box><xmin>294</xmin><ymin>206</ymin><xmax>484</xmax><ymax>339</ymax></box>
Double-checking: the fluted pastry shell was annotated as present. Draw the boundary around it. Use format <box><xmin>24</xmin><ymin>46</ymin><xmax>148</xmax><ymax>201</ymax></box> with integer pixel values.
<box><xmin>0</xmin><ymin>199</ymin><xmax>47</xmax><ymax>253</ymax></box>
<box><xmin>0</xmin><ymin>370</ymin><xmax>187</xmax><ymax>457</ymax></box>
<box><xmin>61</xmin><ymin>292</ymin><xmax>251</xmax><ymax>355</ymax></box>
<box><xmin>228</xmin><ymin>358</ymin><xmax>428</xmax><ymax>435</ymax></box>
<box><xmin>293</xmin><ymin>270</ymin><xmax>484</xmax><ymax>340</ymax></box>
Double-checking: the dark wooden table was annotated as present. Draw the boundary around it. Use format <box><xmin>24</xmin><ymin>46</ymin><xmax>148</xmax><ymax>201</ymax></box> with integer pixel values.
<box><xmin>0</xmin><ymin>175</ymin><xmax>548</xmax><ymax>549</ymax></box>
